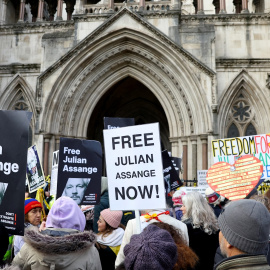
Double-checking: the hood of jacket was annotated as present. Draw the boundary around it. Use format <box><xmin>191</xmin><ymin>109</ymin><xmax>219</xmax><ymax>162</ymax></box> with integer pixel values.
<box><xmin>21</xmin><ymin>226</ymin><xmax>97</xmax><ymax>268</ymax></box>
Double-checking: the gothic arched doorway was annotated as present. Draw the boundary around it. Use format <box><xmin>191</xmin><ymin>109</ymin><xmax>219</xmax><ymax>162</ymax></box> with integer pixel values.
<box><xmin>87</xmin><ymin>76</ymin><xmax>170</xmax><ymax>152</ymax></box>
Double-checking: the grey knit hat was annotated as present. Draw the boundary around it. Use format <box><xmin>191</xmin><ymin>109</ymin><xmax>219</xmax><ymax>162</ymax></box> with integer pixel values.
<box><xmin>124</xmin><ymin>225</ymin><xmax>178</xmax><ymax>270</ymax></box>
<box><xmin>218</xmin><ymin>199</ymin><xmax>270</xmax><ymax>254</ymax></box>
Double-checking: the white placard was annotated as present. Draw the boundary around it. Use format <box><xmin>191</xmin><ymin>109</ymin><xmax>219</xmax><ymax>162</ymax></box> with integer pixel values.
<box><xmin>181</xmin><ymin>186</ymin><xmax>207</xmax><ymax>197</ymax></box>
<box><xmin>197</xmin><ymin>170</ymin><xmax>209</xmax><ymax>188</ymax></box>
<box><xmin>50</xmin><ymin>150</ymin><xmax>59</xmax><ymax>197</ymax></box>
<box><xmin>103</xmin><ymin>123</ymin><xmax>166</xmax><ymax>210</ymax></box>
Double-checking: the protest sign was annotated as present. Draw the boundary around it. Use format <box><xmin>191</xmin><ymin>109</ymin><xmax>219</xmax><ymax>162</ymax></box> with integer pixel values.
<box><xmin>180</xmin><ymin>186</ymin><xmax>207</xmax><ymax>197</ymax></box>
<box><xmin>104</xmin><ymin>117</ymin><xmax>135</xmax><ymax>130</ymax></box>
<box><xmin>212</xmin><ymin>134</ymin><xmax>270</xmax><ymax>179</ymax></box>
<box><xmin>197</xmin><ymin>170</ymin><xmax>209</xmax><ymax>188</ymax></box>
<box><xmin>162</xmin><ymin>150</ymin><xmax>182</xmax><ymax>194</ymax></box>
<box><xmin>207</xmin><ymin>155</ymin><xmax>263</xmax><ymax>200</ymax></box>
<box><xmin>171</xmin><ymin>156</ymin><xmax>181</xmax><ymax>173</ymax></box>
<box><xmin>57</xmin><ymin>138</ymin><xmax>102</xmax><ymax>205</ymax></box>
<box><xmin>103</xmin><ymin>123</ymin><xmax>166</xmax><ymax>210</ymax></box>
<box><xmin>26</xmin><ymin>145</ymin><xmax>45</xmax><ymax>193</ymax></box>
<box><xmin>0</xmin><ymin>110</ymin><xmax>32</xmax><ymax>235</ymax></box>
<box><xmin>50</xmin><ymin>150</ymin><xmax>59</xmax><ymax>197</ymax></box>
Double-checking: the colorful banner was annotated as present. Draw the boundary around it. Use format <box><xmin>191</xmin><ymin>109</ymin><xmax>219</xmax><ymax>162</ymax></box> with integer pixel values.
<box><xmin>212</xmin><ymin>134</ymin><xmax>270</xmax><ymax>179</ymax></box>
<box><xmin>103</xmin><ymin>123</ymin><xmax>166</xmax><ymax>210</ymax></box>
<box><xmin>0</xmin><ymin>110</ymin><xmax>32</xmax><ymax>235</ymax></box>
<box><xmin>207</xmin><ymin>155</ymin><xmax>263</xmax><ymax>200</ymax></box>
<box><xmin>57</xmin><ymin>138</ymin><xmax>102</xmax><ymax>205</ymax></box>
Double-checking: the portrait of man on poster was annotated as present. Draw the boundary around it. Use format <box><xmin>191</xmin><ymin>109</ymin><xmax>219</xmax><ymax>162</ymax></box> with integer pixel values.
<box><xmin>62</xmin><ymin>178</ymin><xmax>90</xmax><ymax>205</ymax></box>
<box><xmin>0</xmin><ymin>182</ymin><xmax>8</xmax><ymax>206</ymax></box>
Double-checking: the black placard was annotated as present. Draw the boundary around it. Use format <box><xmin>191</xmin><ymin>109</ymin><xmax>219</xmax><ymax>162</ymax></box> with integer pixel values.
<box><xmin>57</xmin><ymin>138</ymin><xmax>102</xmax><ymax>205</ymax></box>
<box><xmin>171</xmin><ymin>156</ymin><xmax>181</xmax><ymax>172</ymax></box>
<box><xmin>104</xmin><ymin>117</ymin><xmax>135</xmax><ymax>129</ymax></box>
<box><xmin>162</xmin><ymin>150</ymin><xmax>182</xmax><ymax>194</ymax></box>
<box><xmin>0</xmin><ymin>110</ymin><xmax>32</xmax><ymax>235</ymax></box>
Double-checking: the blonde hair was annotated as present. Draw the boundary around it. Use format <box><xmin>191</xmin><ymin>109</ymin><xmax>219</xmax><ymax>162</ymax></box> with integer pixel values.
<box><xmin>182</xmin><ymin>192</ymin><xmax>219</xmax><ymax>234</ymax></box>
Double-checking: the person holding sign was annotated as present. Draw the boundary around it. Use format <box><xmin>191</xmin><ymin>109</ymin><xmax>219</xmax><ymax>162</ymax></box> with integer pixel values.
<box><xmin>181</xmin><ymin>192</ymin><xmax>219</xmax><ymax>270</ymax></box>
<box><xmin>13</xmin><ymin>198</ymin><xmax>42</xmax><ymax>256</ymax></box>
<box><xmin>62</xmin><ymin>178</ymin><xmax>90</xmax><ymax>205</ymax></box>
<box><xmin>13</xmin><ymin>196</ymin><xmax>102</xmax><ymax>270</ymax></box>
<box><xmin>96</xmin><ymin>208</ymin><xmax>125</xmax><ymax>270</ymax></box>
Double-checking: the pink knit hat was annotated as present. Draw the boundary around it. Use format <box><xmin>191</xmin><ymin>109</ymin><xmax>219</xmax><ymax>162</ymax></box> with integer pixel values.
<box><xmin>100</xmin><ymin>208</ymin><xmax>123</xmax><ymax>228</ymax></box>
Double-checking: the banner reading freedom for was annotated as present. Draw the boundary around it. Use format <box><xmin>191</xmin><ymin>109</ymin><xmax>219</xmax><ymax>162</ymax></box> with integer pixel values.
<box><xmin>212</xmin><ymin>134</ymin><xmax>270</xmax><ymax>178</ymax></box>
<box><xmin>103</xmin><ymin>123</ymin><xmax>166</xmax><ymax>210</ymax></box>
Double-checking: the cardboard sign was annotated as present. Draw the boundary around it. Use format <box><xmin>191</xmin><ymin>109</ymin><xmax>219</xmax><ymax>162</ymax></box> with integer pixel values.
<box><xmin>57</xmin><ymin>138</ymin><xmax>102</xmax><ymax>205</ymax></box>
<box><xmin>103</xmin><ymin>123</ymin><xmax>166</xmax><ymax>210</ymax></box>
<box><xmin>162</xmin><ymin>150</ymin><xmax>181</xmax><ymax>194</ymax></box>
<box><xmin>207</xmin><ymin>155</ymin><xmax>263</xmax><ymax>200</ymax></box>
<box><xmin>0</xmin><ymin>110</ymin><xmax>32</xmax><ymax>235</ymax></box>
<box><xmin>50</xmin><ymin>150</ymin><xmax>59</xmax><ymax>197</ymax></box>
<box><xmin>26</xmin><ymin>145</ymin><xmax>45</xmax><ymax>193</ymax></box>
<box><xmin>104</xmin><ymin>117</ymin><xmax>135</xmax><ymax>130</ymax></box>
<box><xmin>197</xmin><ymin>170</ymin><xmax>209</xmax><ymax>188</ymax></box>
<box><xmin>212</xmin><ymin>134</ymin><xmax>270</xmax><ymax>179</ymax></box>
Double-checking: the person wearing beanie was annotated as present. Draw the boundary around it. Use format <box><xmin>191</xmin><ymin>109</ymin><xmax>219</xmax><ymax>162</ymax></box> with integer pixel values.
<box><xmin>96</xmin><ymin>208</ymin><xmax>125</xmax><ymax>270</ymax></box>
<box><xmin>115</xmin><ymin>208</ymin><xmax>188</xmax><ymax>268</ymax></box>
<box><xmin>93</xmin><ymin>176</ymin><xmax>110</xmax><ymax>233</ymax></box>
<box><xmin>172</xmin><ymin>188</ymin><xmax>186</xmax><ymax>220</ymax></box>
<box><xmin>12</xmin><ymin>196</ymin><xmax>102</xmax><ymax>270</ymax></box>
<box><xmin>205</xmin><ymin>187</ymin><xmax>223</xmax><ymax>218</ymax></box>
<box><xmin>124</xmin><ymin>225</ymin><xmax>178</xmax><ymax>270</ymax></box>
<box><xmin>214</xmin><ymin>199</ymin><xmax>270</xmax><ymax>270</ymax></box>
<box><xmin>13</xmin><ymin>198</ymin><xmax>42</xmax><ymax>256</ymax></box>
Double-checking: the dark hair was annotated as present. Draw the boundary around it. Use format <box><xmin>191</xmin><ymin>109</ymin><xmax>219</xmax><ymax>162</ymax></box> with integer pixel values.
<box><xmin>151</xmin><ymin>222</ymin><xmax>198</xmax><ymax>270</ymax></box>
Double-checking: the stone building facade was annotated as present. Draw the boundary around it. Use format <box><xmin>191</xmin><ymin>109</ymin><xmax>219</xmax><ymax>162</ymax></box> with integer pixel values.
<box><xmin>0</xmin><ymin>0</ymin><xmax>269</xmax><ymax>180</ymax></box>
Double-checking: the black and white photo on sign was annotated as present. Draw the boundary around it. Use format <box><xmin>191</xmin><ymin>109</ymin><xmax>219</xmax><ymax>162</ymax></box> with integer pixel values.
<box><xmin>62</xmin><ymin>178</ymin><xmax>91</xmax><ymax>204</ymax></box>
<box><xmin>26</xmin><ymin>145</ymin><xmax>45</xmax><ymax>193</ymax></box>
<box><xmin>57</xmin><ymin>138</ymin><xmax>102</xmax><ymax>205</ymax></box>
<box><xmin>0</xmin><ymin>182</ymin><xmax>8</xmax><ymax>205</ymax></box>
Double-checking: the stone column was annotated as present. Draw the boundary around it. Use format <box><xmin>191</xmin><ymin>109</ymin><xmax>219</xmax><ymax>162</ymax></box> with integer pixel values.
<box><xmin>190</xmin><ymin>135</ymin><xmax>197</xmax><ymax>181</ymax></box>
<box><xmin>200</xmin><ymin>134</ymin><xmax>208</xmax><ymax>170</ymax></box>
<box><xmin>108</xmin><ymin>0</ymin><xmax>114</xmax><ymax>11</ymax></box>
<box><xmin>181</xmin><ymin>137</ymin><xmax>188</xmax><ymax>183</ymax></box>
<box><xmin>139</xmin><ymin>0</ymin><xmax>145</xmax><ymax>11</ymax></box>
<box><xmin>241</xmin><ymin>0</ymin><xmax>249</xmax><ymax>13</ymax></box>
<box><xmin>0</xmin><ymin>0</ymin><xmax>8</xmax><ymax>25</ymax></box>
<box><xmin>219</xmin><ymin>0</ymin><xmax>226</xmax><ymax>13</ymax></box>
<box><xmin>18</xmin><ymin>0</ymin><xmax>26</xmax><ymax>23</ymax></box>
<box><xmin>56</xmin><ymin>0</ymin><xmax>63</xmax><ymax>20</ymax></box>
<box><xmin>36</xmin><ymin>0</ymin><xmax>44</xmax><ymax>22</ymax></box>
<box><xmin>197</xmin><ymin>0</ymin><xmax>204</xmax><ymax>14</ymax></box>
<box><xmin>265</xmin><ymin>1</ymin><xmax>270</xmax><ymax>13</ymax></box>
<box><xmin>55</xmin><ymin>135</ymin><xmax>61</xmax><ymax>151</ymax></box>
<box><xmin>43</xmin><ymin>134</ymin><xmax>51</xmax><ymax>176</ymax></box>
<box><xmin>171</xmin><ymin>0</ymin><xmax>180</xmax><ymax>10</ymax></box>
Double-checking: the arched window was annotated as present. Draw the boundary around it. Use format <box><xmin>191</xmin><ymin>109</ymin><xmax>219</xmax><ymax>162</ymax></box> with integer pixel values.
<box><xmin>245</xmin><ymin>123</ymin><xmax>257</xmax><ymax>136</ymax></box>
<box><xmin>227</xmin><ymin>123</ymin><xmax>240</xmax><ymax>138</ymax></box>
<box><xmin>226</xmin><ymin>91</ymin><xmax>257</xmax><ymax>138</ymax></box>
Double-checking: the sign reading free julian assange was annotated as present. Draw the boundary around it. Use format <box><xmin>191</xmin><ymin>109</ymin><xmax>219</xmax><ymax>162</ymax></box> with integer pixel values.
<box><xmin>103</xmin><ymin>123</ymin><xmax>166</xmax><ymax>210</ymax></box>
<box><xmin>57</xmin><ymin>138</ymin><xmax>102</xmax><ymax>205</ymax></box>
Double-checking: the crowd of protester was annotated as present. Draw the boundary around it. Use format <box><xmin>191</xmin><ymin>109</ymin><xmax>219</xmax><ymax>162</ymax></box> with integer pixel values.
<box><xmin>0</xmin><ymin>178</ymin><xmax>270</xmax><ymax>270</ymax></box>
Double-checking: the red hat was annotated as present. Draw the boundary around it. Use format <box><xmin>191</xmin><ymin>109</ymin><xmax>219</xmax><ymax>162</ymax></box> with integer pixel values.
<box><xmin>25</xmin><ymin>198</ymin><xmax>42</xmax><ymax>214</ymax></box>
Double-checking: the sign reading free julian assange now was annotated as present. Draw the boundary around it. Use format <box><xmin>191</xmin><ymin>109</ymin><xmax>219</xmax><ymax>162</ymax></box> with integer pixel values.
<box><xmin>103</xmin><ymin>123</ymin><xmax>166</xmax><ymax>210</ymax></box>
